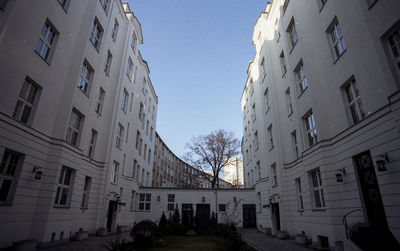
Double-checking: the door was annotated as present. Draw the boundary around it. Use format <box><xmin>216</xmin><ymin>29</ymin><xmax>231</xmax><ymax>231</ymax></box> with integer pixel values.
<box><xmin>271</xmin><ymin>203</ymin><xmax>280</xmax><ymax>232</ymax></box>
<box><xmin>196</xmin><ymin>204</ymin><xmax>210</xmax><ymax>230</ymax></box>
<box><xmin>243</xmin><ymin>204</ymin><xmax>256</xmax><ymax>228</ymax></box>
<box><xmin>182</xmin><ymin>204</ymin><xmax>193</xmax><ymax>226</ymax></box>
<box><xmin>106</xmin><ymin>200</ymin><xmax>117</xmax><ymax>231</ymax></box>
<box><xmin>354</xmin><ymin>151</ymin><xmax>388</xmax><ymax>229</ymax></box>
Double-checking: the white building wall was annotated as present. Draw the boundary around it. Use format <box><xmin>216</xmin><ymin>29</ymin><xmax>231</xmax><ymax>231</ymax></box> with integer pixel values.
<box><xmin>242</xmin><ymin>0</ymin><xmax>400</xmax><ymax>249</ymax></box>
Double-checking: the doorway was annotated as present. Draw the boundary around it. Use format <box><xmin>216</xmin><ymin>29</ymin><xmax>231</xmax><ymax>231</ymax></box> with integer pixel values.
<box><xmin>243</xmin><ymin>204</ymin><xmax>256</xmax><ymax>228</ymax></box>
<box><xmin>271</xmin><ymin>203</ymin><xmax>280</xmax><ymax>233</ymax></box>
<box><xmin>182</xmin><ymin>204</ymin><xmax>193</xmax><ymax>226</ymax></box>
<box><xmin>196</xmin><ymin>204</ymin><xmax>210</xmax><ymax>231</ymax></box>
<box><xmin>353</xmin><ymin>151</ymin><xmax>388</xmax><ymax>229</ymax></box>
<box><xmin>106</xmin><ymin>200</ymin><xmax>117</xmax><ymax>232</ymax></box>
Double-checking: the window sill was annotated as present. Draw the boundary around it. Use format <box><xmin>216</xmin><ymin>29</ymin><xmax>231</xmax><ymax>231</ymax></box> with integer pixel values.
<box><xmin>282</xmin><ymin>71</ymin><xmax>287</xmax><ymax>78</ymax></box>
<box><xmin>288</xmin><ymin>111</ymin><xmax>293</xmax><ymax>117</ymax></box>
<box><xmin>80</xmin><ymin>207</ymin><xmax>88</xmax><ymax>210</ymax></box>
<box><xmin>319</xmin><ymin>2</ymin><xmax>327</xmax><ymax>13</ymax></box>
<box><xmin>311</xmin><ymin>208</ymin><xmax>326</xmax><ymax>212</ymax></box>
<box><xmin>77</xmin><ymin>87</ymin><xmax>90</xmax><ymax>98</ymax></box>
<box><xmin>35</xmin><ymin>51</ymin><xmax>51</xmax><ymax>66</ymax></box>
<box><xmin>333</xmin><ymin>49</ymin><xmax>347</xmax><ymax>65</ymax></box>
<box><xmin>115</xmin><ymin>145</ymin><xmax>122</xmax><ymax>150</ymax></box>
<box><xmin>266</xmin><ymin>106</ymin><xmax>271</xmax><ymax>114</ymax></box>
<box><xmin>54</xmin><ymin>205</ymin><xmax>71</xmax><ymax>209</ymax></box>
<box><xmin>288</xmin><ymin>40</ymin><xmax>298</xmax><ymax>55</ymax></box>
<box><xmin>90</xmin><ymin>40</ymin><xmax>100</xmax><ymax>53</ymax></box>
<box><xmin>297</xmin><ymin>209</ymin><xmax>304</xmax><ymax>212</ymax></box>
<box><xmin>96</xmin><ymin>111</ymin><xmax>102</xmax><ymax>117</ymax></box>
<box><xmin>368</xmin><ymin>1</ymin><xmax>377</xmax><ymax>10</ymax></box>
<box><xmin>105</xmin><ymin>71</ymin><xmax>109</xmax><ymax>77</ymax></box>
<box><xmin>269</xmin><ymin>147</ymin><xmax>274</xmax><ymax>152</ymax></box>
<box><xmin>297</xmin><ymin>87</ymin><xmax>308</xmax><ymax>99</ymax></box>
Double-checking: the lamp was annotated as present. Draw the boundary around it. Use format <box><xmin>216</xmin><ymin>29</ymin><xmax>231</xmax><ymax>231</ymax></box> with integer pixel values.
<box><xmin>335</xmin><ymin>168</ymin><xmax>346</xmax><ymax>183</ymax></box>
<box><xmin>32</xmin><ymin>166</ymin><xmax>43</xmax><ymax>180</ymax></box>
<box><xmin>376</xmin><ymin>154</ymin><xmax>389</xmax><ymax>172</ymax></box>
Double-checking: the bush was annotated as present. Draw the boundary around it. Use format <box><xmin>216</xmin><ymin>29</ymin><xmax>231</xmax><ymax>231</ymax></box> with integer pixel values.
<box><xmin>131</xmin><ymin>220</ymin><xmax>160</xmax><ymax>248</ymax></box>
<box><xmin>218</xmin><ymin>223</ymin><xmax>248</xmax><ymax>251</ymax></box>
<box><xmin>103</xmin><ymin>239</ymin><xmax>133</xmax><ymax>251</ymax></box>
<box><xmin>172</xmin><ymin>205</ymin><xmax>180</xmax><ymax>224</ymax></box>
<box><xmin>159</xmin><ymin>212</ymin><xmax>167</xmax><ymax>230</ymax></box>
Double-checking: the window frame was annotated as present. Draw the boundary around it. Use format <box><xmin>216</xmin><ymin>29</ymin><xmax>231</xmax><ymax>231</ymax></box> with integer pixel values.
<box><xmin>104</xmin><ymin>50</ymin><xmax>112</xmax><ymax>75</ymax></box>
<box><xmin>81</xmin><ymin>176</ymin><xmax>91</xmax><ymax>209</ymax></box>
<box><xmin>167</xmin><ymin>194</ymin><xmax>175</xmax><ymax>211</ymax></box>
<box><xmin>309</xmin><ymin>168</ymin><xmax>326</xmax><ymax>209</ymax></box>
<box><xmin>285</xmin><ymin>88</ymin><xmax>293</xmax><ymax>116</ymax></box>
<box><xmin>327</xmin><ymin>17</ymin><xmax>346</xmax><ymax>60</ymax></box>
<box><xmin>295</xmin><ymin>178</ymin><xmax>304</xmax><ymax>211</ymax></box>
<box><xmin>99</xmin><ymin>0</ymin><xmax>109</xmax><ymax>14</ymax></box>
<box><xmin>303</xmin><ymin>111</ymin><xmax>317</xmax><ymax>147</ymax></box>
<box><xmin>13</xmin><ymin>77</ymin><xmax>41</xmax><ymax>125</ymax></box>
<box><xmin>286</xmin><ymin>18</ymin><xmax>299</xmax><ymax>51</ymax></box>
<box><xmin>139</xmin><ymin>193</ymin><xmax>151</xmax><ymax>211</ymax></box>
<box><xmin>341</xmin><ymin>77</ymin><xmax>366</xmax><ymax>124</ymax></box>
<box><xmin>66</xmin><ymin>109</ymin><xmax>83</xmax><ymax>147</ymax></box>
<box><xmin>111</xmin><ymin>18</ymin><xmax>119</xmax><ymax>41</ymax></box>
<box><xmin>294</xmin><ymin>60</ymin><xmax>308</xmax><ymax>94</ymax></box>
<box><xmin>95</xmin><ymin>87</ymin><xmax>105</xmax><ymax>115</ymax></box>
<box><xmin>271</xmin><ymin>163</ymin><xmax>277</xmax><ymax>187</ymax></box>
<box><xmin>279</xmin><ymin>51</ymin><xmax>287</xmax><ymax>77</ymax></box>
<box><xmin>77</xmin><ymin>60</ymin><xmax>93</xmax><ymax>95</ymax></box>
<box><xmin>111</xmin><ymin>161</ymin><xmax>119</xmax><ymax>184</ymax></box>
<box><xmin>126</xmin><ymin>57</ymin><xmax>133</xmax><ymax>80</ymax></box>
<box><xmin>89</xmin><ymin>17</ymin><xmax>103</xmax><ymax>50</ymax></box>
<box><xmin>115</xmin><ymin>124</ymin><xmax>124</xmax><ymax>149</ymax></box>
<box><xmin>88</xmin><ymin>129</ymin><xmax>97</xmax><ymax>159</ymax></box>
<box><xmin>35</xmin><ymin>19</ymin><xmax>59</xmax><ymax>63</ymax></box>
<box><xmin>0</xmin><ymin>149</ymin><xmax>24</xmax><ymax>205</ymax></box>
<box><xmin>267</xmin><ymin>124</ymin><xmax>274</xmax><ymax>150</ymax></box>
<box><xmin>291</xmin><ymin>130</ymin><xmax>299</xmax><ymax>159</ymax></box>
<box><xmin>121</xmin><ymin>89</ymin><xmax>128</xmax><ymax>113</ymax></box>
<box><xmin>54</xmin><ymin>165</ymin><xmax>75</xmax><ymax>207</ymax></box>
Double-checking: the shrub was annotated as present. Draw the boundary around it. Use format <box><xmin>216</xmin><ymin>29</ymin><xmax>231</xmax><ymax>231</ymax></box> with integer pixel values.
<box><xmin>131</xmin><ymin>220</ymin><xmax>160</xmax><ymax>248</ymax></box>
<box><xmin>159</xmin><ymin>212</ymin><xmax>167</xmax><ymax>230</ymax></box>
<box><xmin>103</xmin><ymin>239</ymin><xmax>133</xmax><ymax>251</ymax></box>
<box><xmin>172</xmin><ymin>205</ymin><xmax>181</xmax><ymax>224</ymax></box>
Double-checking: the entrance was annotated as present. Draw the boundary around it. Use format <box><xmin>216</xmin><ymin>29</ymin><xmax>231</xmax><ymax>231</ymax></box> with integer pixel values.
<box><xmin>106</xmin><ymin>200</ymin><xmax>117</xmax><ymax>231</ymax></box>
<box><xmin>271</xmin><ymin>203</ymin><xmax>280</xmax><ymax>233</ymax></box>
<box><xmin>243</xmin><ymin>204</ymin><xmax>256</xmax><ymax>228</ymax></box>
<box><xmin>182</xmin><ymin>204</ymin><xmax>193</xmax><ymax>226</ymax></box>
<box><xmin>353</xmin><ymin>151</ymin><xmax>388</xmax><ymax>229</ymax></box>
<box><xmin>196</xmin><ymin>204</ymin><xmax>210</xmax><ymax>231</ymax></box>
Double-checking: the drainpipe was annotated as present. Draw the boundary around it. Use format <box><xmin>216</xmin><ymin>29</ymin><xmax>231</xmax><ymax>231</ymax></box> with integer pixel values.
<box><xmin>215</xmin><ymin>189</ymin><xmax>218</xmax><ymax>223</ymax></box>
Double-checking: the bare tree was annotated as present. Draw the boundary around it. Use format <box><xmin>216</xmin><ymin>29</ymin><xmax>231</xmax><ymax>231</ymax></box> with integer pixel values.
<box><xmin>184</xmin><ymin>129</ymin><xmax>240</xmax><ymax>188</ymax></box>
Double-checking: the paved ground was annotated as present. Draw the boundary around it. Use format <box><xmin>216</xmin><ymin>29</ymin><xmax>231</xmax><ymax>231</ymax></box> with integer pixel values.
<box><xmin>240</xmin><ymin>229</ymin><xmax>314</xmax><ymax>251</ymax></box>
<box><xmin>38</xmin><ymin>232</ymin><xmax>132</xmax><ymax>251</ymax></box>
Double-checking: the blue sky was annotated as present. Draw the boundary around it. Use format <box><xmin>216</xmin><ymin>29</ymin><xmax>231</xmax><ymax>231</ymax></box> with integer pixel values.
<box><xmin>129</xmin><ymin>0</ymin><xmax>267</xmax><ymax>157</ymax></box>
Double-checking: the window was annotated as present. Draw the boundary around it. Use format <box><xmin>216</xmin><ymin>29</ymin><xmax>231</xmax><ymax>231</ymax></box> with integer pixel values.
<box><xmin>54</xmin><ymin>166</ymin><xmax>75</xmax><ymax>206</ymax></box>
<box><xmin>104</xmin><ymin>50</ymin><xmax>112</xmax><ymax>75</ymax></box>
<box><xmin>249</xmin><ymin>79</ymin><xmax>254</xmax><ymax>96</ymax></box>
<box><xmin>135</xmin><ymin>131</ymin><xmax>141</xmax><ymax>150</ymax></box>
<box><xmin>89</xmin><ymin>18</ymin><xmax>103</xmax><ymax>49</ymax></box>
<box><xmin>342</xmin><ymin>78</ymin><xmax>365</xmax><ymax>124</ymax></box>
<box><xmin>0</xmin><ymin>149</ymin><xmax>23</xmax><ymax>204</ymax></box>
<box><xmin>150</xmin><ymin>127</ymin><xmax>154</xmax><ymax>141</ymax></box>
<box><xmin>251</xmin><ymin>103</ymin><xmax>256</xmax><ymax>122</ymax></box>
<box><xmin>130</xmin><ymin>191</ymin><xmax>135</xmax><ymax>210</ymax></box>
<box><xmin>131</xmin><ymin>33</ymin><xmax>137</xmax><ymax>52</ymax></box>
<box><xmin>99</xmin><ymin>0</ymin><xmax>109</xmax><ymax>13</ymax></box>
<box><xmin>256</xmin><ymin>161</ymin><xmax>261</xmax><ymax>180</ymax></box>
<box><xmin>287</xmin><ymin>18</ymin><xmax>298</xmax><ymax>50</ymax></box>
<box><xmin>260</xmin><ymin>58</ymin><xmax>266</xmax><ymax>80</ymax></box>
<box><xmin>81</xmin><ymin>176</ymin><xmax>91</xmax><ymax>209</ymax></box>
<box><xmin>35</xmin><ymin>20</ymin><xmax>58</xmax><ymax>62</ymax></box>
<box><xmin>291</xmin><ymin>130</ymin><xmax>299</xmax><ymax>159</ymax></box>
<box><xmin>126</xmin><ymin>57</ymin><xmax>133</xmax><ymax>80</ymax></box>
<box><xmin>304</xmin><ymin>111</ymin><xmax>317</xmax><ymax>147</ymax></box>
<box><xmin>264</xmin><ymin>88</ymin><xmax>270</xmax><ymax>112</ymax></box>
<box><xmin>328</xmin><ymin>18</ymin><xmax>346</xmax><ymax>59</ymax></box>
<box><xmin>134</xmin><ymin>66</ymin><xmax>138</xmax><ymax>83</ymax></box>
<box><xmin>133</xmin><ymin>159</ymin><xmax>138</xmax><ymax>179</ymax></box>
<box><xmin>126</xmin><ymin>123</ymin><xmax>130</xmax><ymax>143</ymax></box>
<box><xmin>146</xmin><ymin>120</ymin><xmax>149</xmax><ymax>135</ymax></box>
<box><xmin>285</xmin><ymin>88</ymin><xmax>293</xmax><ymax>115</ymax></box>
<box><xmin>66</xmin><ymin>109</ymin><xmax>83</xmax><ymax>146</ymax></box>
<box><xmin>309</xmin><ymin>168</ymin><xmax>325</xmax><ymax>209</ymax></box>
<box><xmin>95</xmin><ymin>88</ymin><xmax>105</xmax><ymax>115</ymax></box>
<box><xmin>139</xmin><ymin>193</ymin><xmax>151</xmax><ymax>211</ymax></box>
<box><xmin>282</xmin><ymin>0</ymin><xmax>290</xmax><ymax>14</ymax></box>
<box><xmin>280</xmin><ymin>51</ymin><xmax>287</xmax><ymax>76</ymax></box>
<box><xmin>115</xmin><ymin>124</ymin><xmax>124</xmax><ymax>149</ymax></box>
<box><xmin>13</xmin><ymin>77</ymin><xmax>40</xmax><ymax>124</ymax></box>
<box><xmin>148</xmin><ymin>150</ymin><xmax>151</xmax><ymax>164</ymax></box>
<box><xmin>295</xmin><ymin>178</ymin><xmax>304</xmax><ymax>211</ymax></box>
<box><xmin>268</xmin><ymin>124</ymin><xmax>274</xmax><ymax>149</ymax></box>
<box><xmin>88</xmin><ymin>129</ymin><xmax>97</xmax><ymax>158</ymax></box>
<box><xmin>143</xmin><ymin>145</ymin><xmax>147</xmax><ymax>160</ymax></box>
<box><xmin>111</xmin><ymin>19</ymin><xmax>119</xmax><ymax>41</ymax></box>
<box><xmin>294</xmin><ymin>60</ymin><xmax>308</xmax><ymax>93</ymax></box>
<box><xmin>271</xmin><ymin>163</ymin><xmax>277</xmax><ymax>186</ymax></box>
<box><xmin>121</xmin><ymin>89</ymin><xmax>128</xmax><ymax>112</ymax></box>
<box><xmin>254</xmin><ymin>131</ymin><xmax>259</xmax><ymax>150</ymax></box>
<box><xmin>77</xmin><ymin>61</ymin><xmax>93</xmax><ymax>95</ymax></box>
<box><xmin>219</xmin><ymin>204</ymin><xmax>226</xmax><ymax>212</ymax></box>
<box><xmin>58</xmin><ymin>0</ymin><xmax>67</xmax><ymax>9</ymax></box>
<box><xmin>167</xmin><ymin>194</ymin><xmax>175</xmax><ymax>211</ymax></box>
<box><xmin>387</xmin><ymin>28</ymin><xmax>400</xmax><ymax>78</ymax></box>
<box><xmin>318</xmin><ymin>0</ymin><xmax>327</xmax><ymax>9</ymax></box>
<box><xmin>111</xmin><ymin>161</ymin><xmax>119</xmax><ymax>184</ymax></box>
<box><xmin>139</xmin><ymin>103</ymin><xmax>144</xmax><ymax>121</ymax></box>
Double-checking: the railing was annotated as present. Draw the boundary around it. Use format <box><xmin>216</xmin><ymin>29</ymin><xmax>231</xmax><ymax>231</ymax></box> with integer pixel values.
<box><xmin>342</xmin><ymin>209</ymin><xmax>362</xmax><ymax>239</ymax></box>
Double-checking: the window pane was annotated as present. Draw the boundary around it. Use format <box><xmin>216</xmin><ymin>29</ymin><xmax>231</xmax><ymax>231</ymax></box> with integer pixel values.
<box><xmin>20</xmin><ymin>106</ymin><xmax>32</xmax><ymax>123</ymax></box>
<box><xmin>60</xmin><ymin>188</ymin><xmax>69</xmax><ymax>205</ymax></box>
<box><xmin>314</xmin><ymin>190</ymin><xmax>321</xmax><ymax>208</ymax></box>
<box><xmin>54</xmin><ymin>187</ymin><xmax>61</xmax><ymax>204</ymax></box>
<box><xmin>0</xmin><ymin>180</ymin><xmax>12</xmax><ymax>201</ymax></box>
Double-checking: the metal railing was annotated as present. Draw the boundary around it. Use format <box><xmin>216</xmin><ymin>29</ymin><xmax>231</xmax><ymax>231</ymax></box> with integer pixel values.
<box><xmin>342</xmin><ymin>209</ymin><xmax>362</xmax><ymax>239</ymax></box>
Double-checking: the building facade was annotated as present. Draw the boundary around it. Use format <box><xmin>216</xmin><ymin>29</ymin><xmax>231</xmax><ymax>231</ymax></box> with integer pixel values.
<box><xmin>0</xmin><ymin>0</ymin><xmax>157</xmax><ymax>247</ymax></box>
<box><xmin>241</xmin><ymin>0</ymin><xmax>400</xmax><ymax>250</ymax></box>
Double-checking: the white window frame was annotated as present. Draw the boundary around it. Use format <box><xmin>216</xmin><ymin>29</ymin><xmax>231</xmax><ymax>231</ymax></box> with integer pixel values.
<box><xmin>328</xmin><ymin>18</ymin><xmax>346</xmax><ymax>59</ymax></box>
<box><xmin>121</xmin><ymin>89</ymin><xmax>128</xmax><ymax>112</ymax></box>
<box><xmin>0</xmin><ymin>149</ymin><xmax>23</xmax><ymax>205</ymax></box>
<box><xmin>280</xmin><ymin>51</ymin><xmax>287</xmax><ymax>76</ymax></box>
<box><xmin>126</xmin><ymin>58</ymin><xmax>133</xmax><ymax>80</ymax></box>
<box><xmin>271</xmin><ymin>163</ymin><xmax>277</xmax><ymax>186</ymax></box>
<box><xmin>268</xmin><ymin>124</ymin><xmax>274</xmax><ymax>150</ymax></box>
<box><xmin>111</xmin><ymin>161</ymin><xmax>119</xmax><ymax>184</ymax></box>
<box><xmin>95</xmin><ymin>88</ymin><xmax>105</xmax><ymax>115</ymax></box>
<box><xmin>88</xmin><ymin>129</ymin><xmax>97</xmax><ymax>159</ymax></box>
<box><xmin>295</xmin><ymin>178</ymin><xmax>304</xmax><ymax>211</ymax></box>
<box><xmin>13</xmin><ymin>77</ymin><xmax>40</xmax><ymax>124</ymax></box>
<box><xmin>387</xmin><ymin>27</ymin><xmax>400</xmax><ymax>79</ymax></box>
<box><xmin>139</xmin><ymin>193</ymin><xmax>151</xmax><ymax>211</ymax></box>
<box><xmin>167</xmin><ymin>194</ymin><xmax>175</xmax><ymax>211</ymax></box>
<box><xmin>309</xmin><ymin>168</ymin><xmax>326</xmax><ymax>209</ymax></box>
<box><xmin>54</xmin><ymin>166</ymin><xmax>75</xmax><ymax>207</ymax></box>
<box><xmin>111</xmin><ymin>19</ymin><xmax>119</xmax><ymax>41</ymax></box>
<box><xmin>342</xmin><ymin>78</ymin><xmax>365</xmax><ymax>124</ymax></box>
<box><xmin>285</xmin><ymin>88</ymin><xmax>293</xmax><ymax>115</ymax></box>
<box><xmin>291</xmin><ymin>130</ymin><xmax>299</xmax><ymax>159</ymax></box>
<box><xmin>35</xmin><ymin>20</ymin><xmax>58</xmax><ymax>62</ymax></box>
<box><xmin>77</xmin><ymin>61</ymin><xmax>93</xmax><ymax>94</ymax></box>
<box><xmin>295</xmin><ymin>60</ymin><xmax>308</xmax><ymax>93</ymax></box>
<box><xmin>131</xmin><ymin>33</ymin><xmax>137</xmax><ymax>52</ymax></box>
<box><xmin>264</xmin><ymin>88</ymin><xmax>270</xmax><ymax>112</ymax></box>
<box><xmin>81</xmin><ymin>176</ymin><xmax>91</xmax><ymax>209</ymax></box>
<box><xmin>254</xmin><ymin>131</ymin><xmax>259</xmax><ymax>150</ymax></box>
<box><xmin>130</xmin><ymin>190</ymin><xmax>135</xmax><ymax>211</ymax></box>
<box><xmin>89</xmin><ymin>18</ymin><xmax>103</xmax><ymax>49</ymax></box>
<box><xmin>304</xmin><ymin>111</ymin><xmax>317</xmax><ymax>147</ymax></box>
<box><xmin>104</xmin><ymin>51</ymin><xmax>112</xmax><ymax>75</ymax></box>
<box><xmin>115</xmin><ymin>124</ymin><xmax>124</xmax><ymax>149</ymax></box>
<box><xmin>66</xmin><ymin>109</ymin><xmax>83</xmax><ymax>146</ymax></box>
<box><xmin>287</xmin><ymin>18</ymin><xmax>298</xmax><ymax>50</ymax></box>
